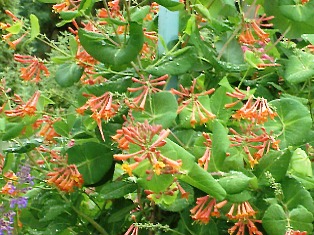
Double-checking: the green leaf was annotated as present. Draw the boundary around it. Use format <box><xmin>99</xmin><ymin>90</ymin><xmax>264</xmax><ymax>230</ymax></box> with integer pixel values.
<box><xmin>29</xmin><ymin>14</ymin><xmax>40</xmax><ymax>40</ymax></box>
<box><xmin>51</xmin><ymin>56</ymin><xmax>75</xmax><ymax>64</ymax></box>
<box><xmin>288</xmin><ymin>148</ymin><xmax>312</xmax><ymax>177</ymax></box>
<box><xmin>69</xmin><ymin>35</ymin><xmax>78</xmax><ymax>56</ymax></box>
<box><xmin>215</xmin><ymin>32</ymin><xmax>245</xmax><ymax>65</ymax></box>
<box><xmin>145</xmin><ymin>47</ymin><xmax>198</xmax><ymax>76</ymax></box>
<box><xmin>78</xmin><ymin>22</ymin><xmax>144</xmax><ymax>66</ymax></box>
<box><xmin>2</xmin><ymin>123</ymin><xmax>25</xmax><ymax>141</ymax></box>
<box><xmin>226</xmin><ymin>190</ymin><xmax>253</xmax><ymax>203</ymax></box>
<box><xmin>132</xmin><ymin>91</ymin><xmax>178</xmax><ymax>128</ymax></box>
<box><xmin>262</xmin><ymin>204</ymin><xmax>287</xmax><ymax>235</ymax></box>
<box><xmin>54</xmin><ymin>63</ymin><xmax>84</xmax><ymax>87</ymax></box>
<box><xmin>263</xmin><ymin>204</ymin><xmax>314</xmax><ymax>235</ymax></box>
<box><xmin>53</xmin><ymin>120</ymin><xmax>70</xmax><ymax>137</ymax></box>
<box><xmin>285</xmin><ymin>52</ymin><xmax>314</xmax><ymax>84</ymax></box>
<box><xmin>218</xmin><ymin>171</ymin><xmax>252</xmax><ymax>194</ymax></box>
<box><xmin>210</xmin><ymin>120</ymin><xmax>230</xmax><ymax>171</ymax></box>
<box><xmin>244</xmin><ymin>50</ymin><xmax>264</xmax><ymax>69</ymax></box>
<box><xmin>154</xmin><ymin>0</ymin><xmax>184</xmax><ymax>11</ymax></box>
<box><xmin>180</xmin><ymin>163</ymin><xmax>226</xmax><ymax>200</ymax></box>
<box><xmin>159</xmin><ymin>181</ymin><xmax>194</xmax><ymax>212</ymax></box>
<box><xmin>85</xmin><ymin>76</ymin><xmax>132</xmax><ymax>94</ymax></box>
<box><xmin>67</xmin><ymin>142</ymin><xmax>114</xmax><ymax>185</ymax></box>
<box><xmin>157</xmin><ymin>136</ymin><xmax>226</xmax><ymax>200</ymax></box>
<box><xmin>265</xmin><ymin>98</ymin><xmax>312</xmax><ymax>148</ymax></box>
<box><xmin>254</xmin><ymin>150</ymin><xmax>292</xmax><ymax>186</ymax></box>
<box><xmin>289</xmin><ymin>206</ymin><xmax>314</xmax><ymax>232</ymax></box>
<box><xmin>136</xmin><ymin>167</ymin><xmax>175</xmax><ymax>192</ymax></box>
<box><xmin>99</xmin><ymin>181</ymin><xmax>137</xmax><ymax>199</ymax></box>
<box><xmin>4</xmin><ymin>138</ymin><xmax>43</xmax><ymax>153</ymax></box>
<box><xmin>39</xmin><ymin>199</ymin><xmax>70</xmax><ymax>222</ymax></box>
<box><xmin>282</xmin><ymin>177</ymin><xmax>314</xmax><ymax>213</ymax></box>
<box><xmin>6</xmin><ymin>21</ymin><xmax>23</xmax><ymax>34</ymax></box>
<box><xmin>301</xmin><ymin>34</ymin><xmax>314</xmax><ymax>44</ymax></box>
<box><xmin>78</xmin><ymin>0</ymin><xmax>95</xmax><ymax>14</ymax></box>
<box><xmin>130</xmin><ymin>6</ymin><xmax>150</xmax><ymax>23</ymax></box>
<box><xmin>279</xmin><ymin>0</ymin><xmax>314</xmax><ymax>22</ymax></box>
<box><xmin>264</xmin><ymin>0</ymin><xmax>314</xmax><ymax>38</ymax></box>
<box><xmin>59</xmin><ymin>11</ymin><xmax>79</xmax><ymax>21</ymax></box>
<box><xmin>178</xmin><ymin>95</ymin><xmax>213</xmax><ymax>128</ymax></box>
<box><xmin>210</xmin><ymin>86</ymin><xmax>233</xmax><ymax>122</ymax></box>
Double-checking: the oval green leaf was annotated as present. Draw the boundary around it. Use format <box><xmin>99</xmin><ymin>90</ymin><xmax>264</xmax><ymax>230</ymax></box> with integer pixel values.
<box><xmin>67</xmin><ymin>142</ymin><xmax>114</xmax><ymax>185</ymax></box>
<box><xmin>54</xmin><ymin>63</ymin><xmax>84</xmax><ymax>87</ymax></box>
<box><xmin>265</xmin><ymin>98</ymin><xmax>312</xmax><ymax>148</ymax></box>
<box><xmin>78</xmin><ymin>22</ymin><xmax>144</xmax><ymax>66</ymax></box>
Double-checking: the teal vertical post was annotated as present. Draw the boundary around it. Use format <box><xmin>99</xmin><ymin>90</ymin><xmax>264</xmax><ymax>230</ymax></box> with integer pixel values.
<box><xmin>158</xmin><ymin>5</ymin><xmax>179</xmax><ymax>55</ymax></box>
<box><xmin>158</xmin><ymin>3</ymin><xmax>179</xmax><ymax>89</ymax></box>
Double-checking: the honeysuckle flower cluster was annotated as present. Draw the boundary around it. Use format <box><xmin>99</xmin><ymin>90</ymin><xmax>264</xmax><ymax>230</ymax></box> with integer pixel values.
<box><xmin>171</xmin><ymin>79</ymin><xmax>216</xmax><ymax>127</ymax></box>
<box><xmin>227</xmin><ymin>201</ymin><xmax>262</xmax><ymax>235</ymax></box>
<box><xmin>14</xmin><ymin>54</ymin><xmax>50</xmax><ymax>83</ymax></box>
<box><xmin>52</xmin><ymin>0</ymin><xmax>81</xmax><ymax>13</ymax></box>
<box><xmin>286</xmin><ymin>230</ymin><xmax>308</xmax><ymax>235</ymax></box>
<box><xmin>4</xmin><ymin>91</ymin><xmax>40</xmax><ymax>118</ymax></box>
<box><xmin>33</xmin><ymin>115</ymin><xmax>61</xmax><ymax>142</ymax></box>
<box><xmin>0</xmin><ymin>10</ymin><xmax>27</xmax><ymax>50</ymax></box>
<box><xmin>190</xmin><ymin>195</ymin><xmax>228</xmax><ymax>224</ymax></box>
<box><xmin>239</xmin><ymin>5</ymin><xmax>279</xmax><ymax>68</ymax></box>
<box><xmin>225</xmin><ymin>87</ymin><xmax>279</xmax><ymax>168</ymax></box>
<box><xmin>126</xmin><ymin>74</ymin><xmax>168</xmax><ymax>110</ymax></box>
<box><xmin>77</xmin><ymin>92</ymin><xmax>120</xmax><ymax>141</ymax></box>
<box><xmin>47</xmin><ymin>164</ymin><xmax>84</xmax><ymax>192</ymax></box>
<box><xmin>112</xmin><ymin>120</ymin><xmax>182</xmax><ymax>177</ymax></box>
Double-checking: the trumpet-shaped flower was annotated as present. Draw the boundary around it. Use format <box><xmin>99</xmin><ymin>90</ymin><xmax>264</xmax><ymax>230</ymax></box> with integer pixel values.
<box><xmin>77</xmin><ymin>92</ymin><xmax>120</xmax><ymax>141</ymax></box>
<box><xmin>226</xmin><ymin>201</ymin><xmax>262</xmax><ymax>235</ymax></box>
<box><xmin>198</xmin><ymin>132</ymin><xmax>212</xmax><ymax>170</ymax></box>
<box><xmin>47</xmin><ymin>164</ymin><xmax>84</xmax><ymax>192</ymax></box>
<box><xmin>14</xmin><ymin>54</ymin><xmax>50</xmax><ymax>83</ymax></box>
<box><xmin>126</xmin><ymin>74</ymin><xmax>168</xmax><ymax>110</ymax></box>
<box><xmin>190</xmin><ymin>195</ymin><xmax>228</xmax><ymax>224</ymax></box>
<box><xmin>112</xmin><ymin>121</ymin><xmax>182</xmax><ymax>176</ymax></box>
<box><xmin>5</xmin><ymin>91</ymin><xmax>40</xmax><ymax>118</ymax></box>
<box><xmin>171</xmin><ymin>79</ymin><xmax>215</xmax><ymax>127</ymax></box>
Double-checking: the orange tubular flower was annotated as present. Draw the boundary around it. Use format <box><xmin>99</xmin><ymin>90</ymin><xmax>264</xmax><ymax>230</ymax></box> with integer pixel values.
<box><xmin>171</xmin><ymin>79</ymin><xmax>216</xmax><ymax>127</ymax></box>
<box><xmin>226</xmin><ymin>201</ymin><xmax>263</xmax><ymax>235</ymax></box>
<box><xmin>124</xmin><ymin>224</ymin><xmax>139</xmax><ymax>235</ymax></box>
<box><xmin>112</xmin><ymin>121</ymin><xmax>182</xmax><ymax>177</ymax></box>
<box><xmin>286</xmin><ymin>230</ymin><xmax>307</xmax><ymax>235</ymax></box>
<box><xmin>47</xmin><ymin>164</ymin><xmax>84</xmax><ymax>192</ymax></box>
<box><xmin>33</xmin><ymin>115</ymin><xmax>61</xmax><ymax>142</ymax></box>
<box><xmin>190</xmin><ymin>195</ymin><xmax>227</xmax><ymax>224</ymax></box>
<box><xmin>126</xmin><ymin>74</ymin><xmax>168</xmax><ymax>110</ymax></box>
<box><xmin>77</xmin><ymin>92</ymin><xmax>120</xmax><ymax>141</ymax></box>
<box><xmin>198</xmin><ymin>132</ymin><xmax>212</xmax><ymax>170</ymax></box>
<box><xmin>1</xmin><ymin>171</ymin><xmax>19</xmax><ymax>196</ymax></box>
<box><xmin>5</xmin><ymin>91</ymin><xmax>40</xmax><ymax>118</ymax></box>
<box><xmin>225</xmin><ymin>88</ymin><xmax>277</xmax><ymax>124</ymax></box>
<box><xmin>52</xmin><ymin>0</ymin><xmax>81</xmax><ymax>13</ymax></box>
<box><xmin>14</xmin><ymin>54</ymin><xmax>50</xmax><ymax>83</ymax></box>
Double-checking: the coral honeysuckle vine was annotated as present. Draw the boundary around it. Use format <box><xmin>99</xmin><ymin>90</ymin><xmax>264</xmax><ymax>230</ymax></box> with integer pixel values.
<box><xmin>1</xmin><ymin>0</ymin><xmax>314</xmax><ymax>234</ymax></box>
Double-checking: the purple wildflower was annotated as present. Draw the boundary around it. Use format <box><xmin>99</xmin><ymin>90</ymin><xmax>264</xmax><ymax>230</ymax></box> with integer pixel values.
<box><xmin>16</xmin><ymin>164</ymin><xmax>34</xmax><ymax>185</ymax></box>
<box><xmin>10</xmin><ymin>197</ymin><xmax>28</xmax><ymax>209</ymax></box>
<box><xmin>0</xmin><ymin>205</ymin><xmax>15</xmax><ymax>235</ymax></box>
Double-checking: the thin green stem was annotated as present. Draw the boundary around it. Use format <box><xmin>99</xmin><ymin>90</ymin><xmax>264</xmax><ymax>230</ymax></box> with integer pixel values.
<box><xmin>60</xmin><ymin>194</ymin><xmax>109</xmax><ymax>235</ymax></box>
<box><xmin>238</xmin><ymin>67</ymin><xmax>250</xmax><ymax>88</ymax></box>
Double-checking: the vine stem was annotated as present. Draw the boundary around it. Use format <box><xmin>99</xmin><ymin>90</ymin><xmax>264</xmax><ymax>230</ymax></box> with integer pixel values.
<box><xmin>60</xmin><ymin>193</ymin><xmax>109</xmax><ymax>235</ymax></box>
